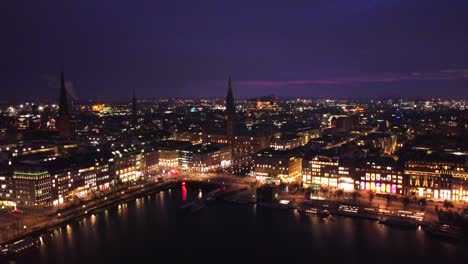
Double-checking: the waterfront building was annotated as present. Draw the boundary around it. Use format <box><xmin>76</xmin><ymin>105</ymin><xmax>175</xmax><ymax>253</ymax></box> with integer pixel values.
<box><xmin>13</xmin><ymin>166</ymin><xmax>51</xmax><ymax>206</ymax></box>
<box><xmin>112</xmin><ymin>148</ymin><xmax>144</xmax><ymax>184</ymax></box>
<box><xmin>179</xmin><ymin>143</ymin><xmax>231</xmax><ymax>172</ymax></box>
<box><xmin>156</xmin><ymin>140</ymin><xmax>192</xmax><ymax>172</ymax></box>
<box><xmin>0</xmin><ymin>165</ymin><xmax>15</xmax><ymax>207</ymax></box>
<box><xmin>404</xmin><ymin>153</ymin><xmax>468</xmax><ymax>201</ymax></box>
<box><xmin>253</xmin><ymin>148</ymin><xmax>302</xmax><ymax>184</ymax></box>
<box><xmin>302</xmin><ymin>155</ymin><xmax>339</xmax><ymax>189</ymax></box>
<box><xmin>143</xmin><ymin>148</ymin><xmax>159</xmax><ymax>177</ymax></box>
<box><xmin>302</xmin><ymin>155</ymin><xmax>355</xmax><ymax>192</ymax></box>
<box><xmin>47</xmin><ymin>161</ymin><xmax>75</xmax><ymax>205</ymax></box>
<box><xmin>355</xmin><ymin>157</ymin><xmax>404</xmax><ymax>195</ymax></box>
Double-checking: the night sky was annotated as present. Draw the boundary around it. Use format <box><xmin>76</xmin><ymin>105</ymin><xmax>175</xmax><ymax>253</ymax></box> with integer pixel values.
<box><xmin>1</xmin><ymin>0</ymin><xmax>468</xmax><ymax>102</ymax></box>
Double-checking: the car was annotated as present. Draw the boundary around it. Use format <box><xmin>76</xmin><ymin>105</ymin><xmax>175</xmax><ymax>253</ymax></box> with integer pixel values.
<box><xmin>12</xmin><ymin>209</ymin><xmax>23</xmax><ymax>214</ymax></box>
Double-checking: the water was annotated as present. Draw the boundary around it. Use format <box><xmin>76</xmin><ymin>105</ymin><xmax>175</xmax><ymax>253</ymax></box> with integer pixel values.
<box><xmin>9</xmin><ymin>187</ymin><xmax>468</xmax><ymax>264</ymax></box>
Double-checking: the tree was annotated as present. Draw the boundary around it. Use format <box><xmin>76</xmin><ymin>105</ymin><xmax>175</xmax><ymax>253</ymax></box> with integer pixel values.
<box><xmin>385</xmin><ymin>194</ymin><xmax>392</xmax><ymax>207</ymax></box>
<box><xmin>402</xmin><ymin>197</ymin><xmax>410</xmax><ymax>209</ymax></box>
<box><xmin>320</xmin><ymin>185</ymin><xmax>329</xmax><ymax>198</ymax></box>
<box><xmin>418</xmin><ymin>198</ymin><xmax>427</xmax><ymax>209</ymax></box>
<box><xmin>443</xmin><ymin>200</ymin><xmax>454</xmax><ymax>211</ymax></box>
<box><xmin>351</xmin><ymin>190</ymin><xmax>360</xmax><ymax>203</ymax></box>
<box><xmin>336</xmin><ymin>189</ymin><xmax>344</xmax><ymax>200</ymax></box>
<box><xmin>368</xmin><ymin>191</ymin><xmax>375</xmax><ymax>204</ymax></box>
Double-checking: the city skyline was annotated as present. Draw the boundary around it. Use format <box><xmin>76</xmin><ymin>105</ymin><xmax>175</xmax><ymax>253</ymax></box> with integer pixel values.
<box><xmin>1</xmin><ymin>0</ymin><xmax>468</xmax><ymax>101</ymax></box>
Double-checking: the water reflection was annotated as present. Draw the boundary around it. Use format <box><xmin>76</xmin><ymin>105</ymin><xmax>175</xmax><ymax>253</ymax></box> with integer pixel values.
<box><xmin>11</xmin><ymin>187</ymin><xmax>468</xmax><ymax>264</ymax></box>
<box><xmin>181</xmin><ymin>186</ymin><xmax>187</xmax><ymax>201</ymax></box>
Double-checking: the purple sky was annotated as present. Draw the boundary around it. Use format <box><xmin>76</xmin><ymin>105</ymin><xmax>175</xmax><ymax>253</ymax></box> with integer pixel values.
<box><xmin>1</xmin><ymin>0</ymin><xmax>468</xmax><ymax>101</ymax></box>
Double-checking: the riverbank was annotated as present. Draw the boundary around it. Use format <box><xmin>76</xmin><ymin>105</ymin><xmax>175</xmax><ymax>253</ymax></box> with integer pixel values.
<box><xmin>0</xmin><ymin>180</ymin><xmax>183</xmax><ymax>247</ymax></box>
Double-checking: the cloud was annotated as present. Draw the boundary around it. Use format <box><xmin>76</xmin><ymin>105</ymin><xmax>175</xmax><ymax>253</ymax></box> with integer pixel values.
<box><xmin>238</xmin><ymin>69</ymin><xmax>468</xmax><ymax>87</ymax></box>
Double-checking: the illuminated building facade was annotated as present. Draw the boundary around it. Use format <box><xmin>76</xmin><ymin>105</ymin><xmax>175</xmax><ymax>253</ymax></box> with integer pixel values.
<box><xmin>179</xmin><ymin>143</ymin><xmax>231</xmax><ymax>172</ymax></box>
<box><xmin>270</xmin><ymin>134</ymin><xmax>302</xmax><ymax>150</ymax></box>
<box><xmin>113</xmin><ymin>152</ymin><xmax>142</xmax><ymax>184</ymax></box>
<box><xmin>355</xmin><ymin>158</ymin><xmax>404</xmax><ymax>195</ymax></box>
<box><xmin>405</xmin><ymin>158</ymin><xmax>468</xmax><ymax>201</ymax></box>
<box><xmin>0</xmin><ymin>166</ymin><xmax>15</xmax><ymax>207</ymax></box>
<box><xmin>302</xmin><ymin>156</ymin><xmax>339</xmax><ymax>189</ymax></box>
<box><xmin>156</xmin><ymin>140</ymin><xmax>192</xmax><ymax>171</ymax></box>
<box><xmin>13</xmin><ymin>167</ymin><xmax>51</xmax><ymax>206</ymax></box>
<box><xmin>302</xmin><ymin>155</ymin><xmax>354</xmax><ymax>191</ymax></box>
<box><xmin>253</xmin><ymin>148</ymin><xmax>302</xmax><ymax>184</ymax></box>
<box><xmin>143</xmin><ymin>149</ymin><xmax>159</xmax><ymax>177</ymax></box>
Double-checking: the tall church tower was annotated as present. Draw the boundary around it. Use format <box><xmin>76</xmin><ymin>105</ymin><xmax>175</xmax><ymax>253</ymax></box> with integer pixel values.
<box><xmin>226</xmin><ymin>76</ymin><xmax>236</xmax><ymax>156</ymax></box>
<box><xmin>56</xmin><ymin>72</ymin><xmax>72</xmax><ymax>138</ymax></box>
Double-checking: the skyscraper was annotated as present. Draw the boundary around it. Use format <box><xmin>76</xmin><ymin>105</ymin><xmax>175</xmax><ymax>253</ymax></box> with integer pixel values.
<box><xmin>226</xmin><ymin>76</ymin><xmax>236</xmax><ymax>156</ymax></box>
<box><xmin>132</xmin><ymin>88</ymin><xmax>138</xmax><ymax>126</ymax></box>
<box><xmin>56</xmin><ymin>72</ymin><xmax>72</xmax><ymax>138</ymax></box>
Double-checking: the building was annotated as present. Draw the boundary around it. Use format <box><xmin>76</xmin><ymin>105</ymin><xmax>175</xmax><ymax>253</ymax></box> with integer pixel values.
<box><xmin>246</xmin><ymin>95</ymin><xmax>279</xmax><ymax>111</ymax></box>
<box><xmin>156</xmin><ymin>140</ymin><xmax>192</xmax><ymax>172</ymax></box>
<box><xmin>355</xmin><ymin>157</ymin><xmax>404</xmax><ymax>195</ymax></box>
<box><xmin>253</xmin><ymin>148</ymin><xmax>302</xmax><ymax>184</ymax></box>
<box><xmin>226</xmin><ymin>76</ymin><xmax>236</xmax><ymax>156</ymax></box>
<box><xmin>112</xmin><ymin>148</ymin><xmax>144</xmax><ymax>184</ymax></box>
<box><xmin>270</xmin><ymin>134</ymin><xmax>302</xmax><ymax>150</ymax></box>
<box><xmin>0</xmin><ymin>165</ymin><xmax>14</xmax><ymax>207</ymax></box>
<box><xmin>56</xmin><ymin>72</ymin><xmax>72</xmax><ymax>138</ymax></box>
<box><xmin>13</xmin><ymin>166</ymin><xmax>51</xmax><ymax>206</ymax></box>
<box><xmin>331</xmin><ymin>116</ymin><xmax>356</xmax><ymax>131</ymax></box>
<box><xmin>179</xmin><ymin>143</ymin><xmax>231</xmax><ymax>172</ymax></box>
<box><xmin>356</xmin><ymin>132</ymin><xmax>397</xmax><ymax>155</ymax></box>
<box><xmin>302</xmin><ymin>155</ymin><xmax>339</xmax><ymax>189</ymax></box>
<box><xmin>404</xmin><ymin>153</ymin><xmax>468</xmax><ymax>201</ymax></box>
<box><xmin>302</xmin><ymin>155</ymin><xmax>354</xmax><ymax>191</ymax></box>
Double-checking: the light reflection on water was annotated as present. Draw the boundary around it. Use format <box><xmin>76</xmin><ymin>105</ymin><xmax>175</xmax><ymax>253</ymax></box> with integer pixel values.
<box><xmin>11</xmin><ymin>188</ymin><xmax>468</xmax><ymax>264</ymax></box>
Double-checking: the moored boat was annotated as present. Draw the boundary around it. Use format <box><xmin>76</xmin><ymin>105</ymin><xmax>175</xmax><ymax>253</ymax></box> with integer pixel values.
<box><xmin>379</xmin><ymin>215</ymin><xmax>419</xmax><ymax>228</ymax></box>
<box><xmin>425</xmin><ymin>224</ymin><xmax>464</xmax><ymax>241</ymax></box>
<box><xmin>298</xmin><ymin>204</ymin><xmax>330</xmax><ymax>217</ymax></box>
<box><xmin>0</xmin><ymin>236</ymin><xmax>39</xmax><ymax>257</ymax></box>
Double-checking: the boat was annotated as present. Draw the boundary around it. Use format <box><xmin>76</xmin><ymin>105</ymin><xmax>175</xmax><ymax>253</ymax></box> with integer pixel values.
<box><xmin>336</xmin><ymin>204</ymin><xmax>359</xmax><ymax>217</ymax></box>
<box><xmin>425</xmin><ymin>224</ymin><xmax>464</xmax><ymax>241</ymax></box>
<box><xmin>0</xmin><ymin>237</ymin><xmax>39</xmax><ymax>257</ymax></box>
<box><xmin>189</xmin><ymin>201</ymin><xmax>206</xmax><ymax>213</ymax></box>
<box><xmin>204</xmin><ymin>188</ymin><xmax>224</xmax><ymax>204</ymax></box>
<box><xmin>258</xmin><ymin>202</ymin><xmax>290</xmax><ymax>210</ymax></box>
<box><xmin>379</xmin><ymin>215</ymin><xmax>419</xmax><ymax>228</ymax></box>
<box><xmin>297</xmin><ymin>204</ymin><xmax>330</xmax><ymax>217</ymax></box>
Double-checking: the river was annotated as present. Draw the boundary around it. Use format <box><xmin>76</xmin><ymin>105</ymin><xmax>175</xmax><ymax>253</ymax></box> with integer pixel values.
<box><xmin>9</xmin><ymin>186</ymin><xmax>468</xmax><ymax>264</ymax></box>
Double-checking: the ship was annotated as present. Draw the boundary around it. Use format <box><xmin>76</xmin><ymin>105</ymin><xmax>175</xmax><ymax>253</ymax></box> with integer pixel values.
<box><xmin>425</xmin><ymin>224</ymin><xmax>464</xmax><ymax>241</ymax></box>
<box><xmin>378</xmin><ymin>215</ymin><xmax>420</xmax><ymax>229</ymax></box>
<box><xmin>297</xmin><ymin>204</ymin><xmax>330</xmax><ymax>217</ymax></box>
<box><xmin>0</xmin><ymin>236</ymin><xmax>39</xmax><ymax>257</ymax></box>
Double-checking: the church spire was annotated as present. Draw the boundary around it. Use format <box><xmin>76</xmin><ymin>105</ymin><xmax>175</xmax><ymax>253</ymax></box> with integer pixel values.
<box><xmin>226</xmin><ymin>76</ymin><xmax>236</xmax><ymax>157</ymax></box>
<box><xmin>57</xmin><ymin>71</ymin><xmax>72</xmax><ymax>138</ymax></box>
<box><xmin>58</xmin><ymin>71</ymin><xmax>69</xmax><ymax>116</ymax></box>
<box><xmin>226</xmin><ymin>76</ymin><xmax>235</xmax><ymax>116</ymax></box>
